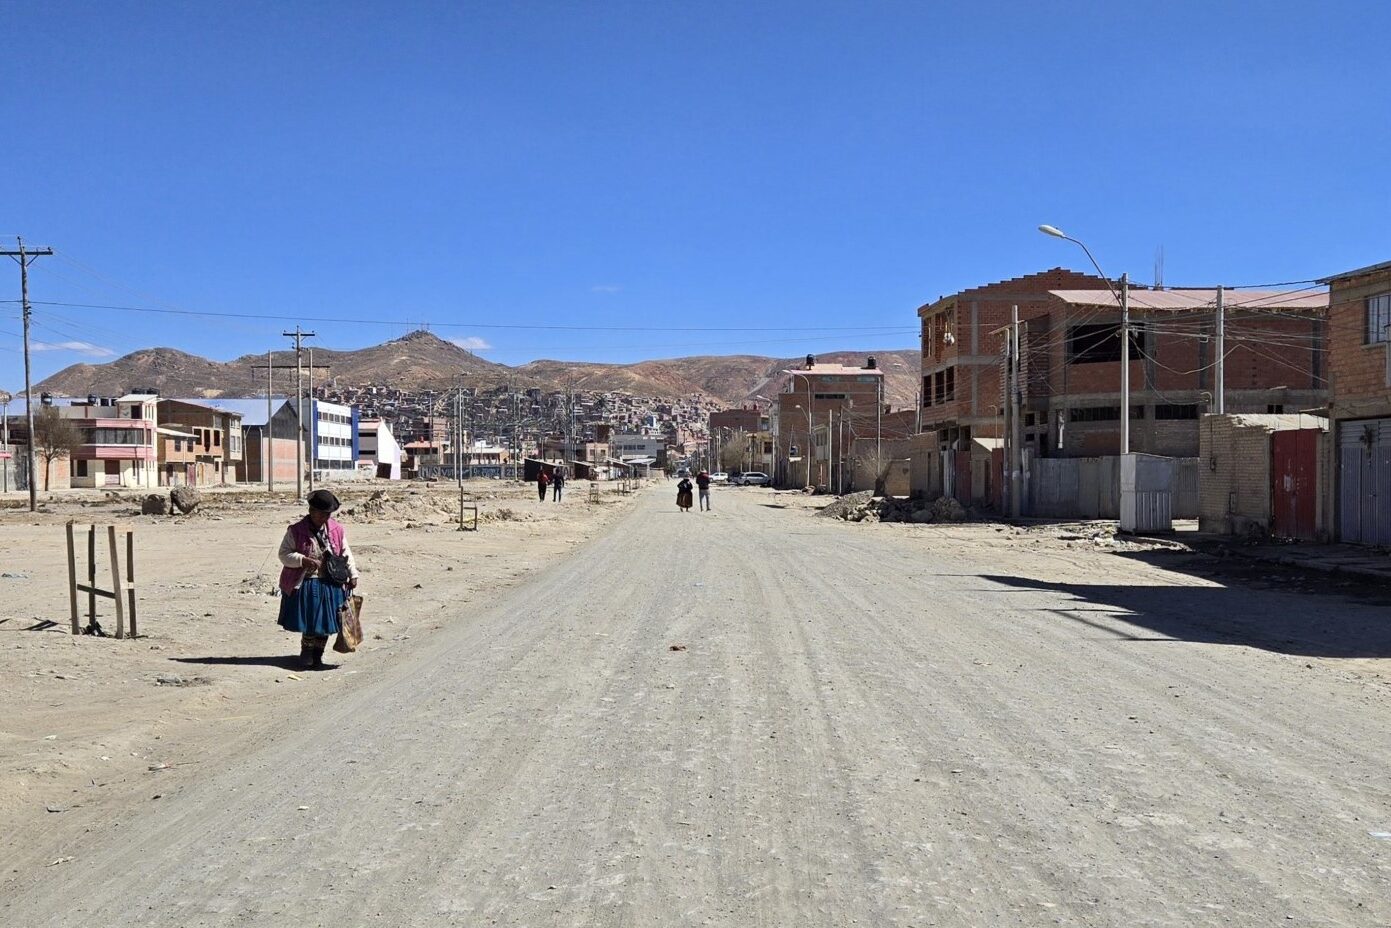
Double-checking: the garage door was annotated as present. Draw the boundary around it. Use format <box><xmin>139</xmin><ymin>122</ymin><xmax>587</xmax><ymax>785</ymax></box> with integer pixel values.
<box><xmin>1339</xmin><ymin>418</ymin><xmax>1391</xmax><ymax>545</ymax></box>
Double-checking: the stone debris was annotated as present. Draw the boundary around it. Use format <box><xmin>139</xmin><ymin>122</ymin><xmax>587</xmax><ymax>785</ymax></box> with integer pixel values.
<box><xmin>169</xmin><ymin>486</ymin><xmax>202</xmax><ymax>515</ymax></box>
<box><xmin>141</xmin><ymin>494</ymin><xmax>170</xmax><ymax>516</ymax></box>
<box><xmin>819</xmin><ymin>492</ymin><xmax>969</xmax><ymax>524</ymax></box>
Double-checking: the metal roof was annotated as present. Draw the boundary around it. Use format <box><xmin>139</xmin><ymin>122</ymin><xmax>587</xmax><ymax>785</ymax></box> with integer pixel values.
<box><xmin>1318</xmin><ymin>259</ymin><xmax>1391</xmax><ymax>284</ymax></box>
<box><xmin>1048</xmin><ymin>288</ymin><xmax>1328</xmax><ymax>311</ymax></box>
<box><xmin>176</xmin><ymin>397</ymin><xmax>293</xmax><ymax>427</ymax></box>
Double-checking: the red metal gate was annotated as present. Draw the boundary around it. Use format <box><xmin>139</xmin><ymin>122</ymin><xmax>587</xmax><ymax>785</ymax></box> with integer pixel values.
<box><xmin>954</xmin><ymin>449</ymin><xmax>971</xmax><ymax>503</ymax></box>
<box><xmin>1272</xmin><ymin>429</ymin><xmax>1319</xmax><ymax>540</ymax></box>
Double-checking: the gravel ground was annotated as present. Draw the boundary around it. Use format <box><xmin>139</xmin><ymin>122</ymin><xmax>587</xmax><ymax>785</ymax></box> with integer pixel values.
<box><xmin>3</xmin><ymin>484</ymin><xmax>1388</xmax><ymax>926</ymax></box>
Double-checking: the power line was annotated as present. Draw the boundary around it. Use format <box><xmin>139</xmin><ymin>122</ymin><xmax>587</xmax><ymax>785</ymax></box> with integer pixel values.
<box><xmin>0</xmin><ymin>298</ymin><xmax>917</xmax><ymax>335</ymax></box>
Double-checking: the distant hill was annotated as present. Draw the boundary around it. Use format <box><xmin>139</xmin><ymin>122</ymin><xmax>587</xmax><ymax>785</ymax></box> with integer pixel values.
<box><xmin>32</xmin><ymin>331</ymin><xmax>920</xmax><ymax>407</ymax></box>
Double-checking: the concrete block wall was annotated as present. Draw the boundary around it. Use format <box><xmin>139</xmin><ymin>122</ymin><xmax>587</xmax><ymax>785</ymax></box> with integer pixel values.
<box><xmin>1197</xmin><ymin>414</ymin><xmax>1323</xmax><ymax>535</ymax></box>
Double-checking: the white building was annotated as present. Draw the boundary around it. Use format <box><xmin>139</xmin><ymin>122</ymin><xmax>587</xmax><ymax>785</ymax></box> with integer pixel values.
<box><xmin>358</xmin><ymin>418</ymin><xmax>402</xmax><ymax>479</ymax></box>
<box><xmin>309</xmin><ymin>399</ymin><xmax>359</xmax><ymax>481</ymax></box>
<box><xmin>612</xmin><ymin>433</ymin><xmax>664</xmax><ymax>461</ymax></box>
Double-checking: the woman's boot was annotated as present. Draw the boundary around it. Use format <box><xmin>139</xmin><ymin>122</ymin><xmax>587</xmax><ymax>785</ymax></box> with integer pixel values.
<box><xmin>299</xmin><ymin>638</ymin><xmax>315</xmax><ymax>670</ymax></box>
<box><xmin>310</xmin><ymin>637</ymin><xmax>333</xmax><ymax>671</ymax></box>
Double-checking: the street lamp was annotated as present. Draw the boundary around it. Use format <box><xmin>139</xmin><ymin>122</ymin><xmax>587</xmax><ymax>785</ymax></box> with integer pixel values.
<box><xmin>793</xmin><ymin>403</ymin><xmax>813</xmax><ymax>487</ymax></box>
<box><xmin>783</xmin><ymin>371</ymin><xmax>815</xmax><ymax>488</ymax></box>
<box><xmin>1038</xmin><ymin>223</ymin><xmax>1131</xmax><ymax>454</ymax></box>
<box><xmin>0</xmin><ymin>390</ymin><xmax>10</xmax><ymax>493</ymax></box>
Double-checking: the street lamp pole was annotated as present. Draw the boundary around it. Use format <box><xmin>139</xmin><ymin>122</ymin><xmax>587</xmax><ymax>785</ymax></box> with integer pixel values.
<box><xmin>793</xmin><ymin>403</ymin><xmax>813</xmax><ymax>487</ymax></box>
<box><xmin>0</xmin><ymin>391</ymin><xmax>9</xmax><ymax>493</ymax></box>
<box><xmin>1039</xmin><ymin>224</ymin><xmax>1131</xmax><ymax>454</ymax></box>
<box><xmin>784</xmin><ymin>371</ymin><xmax>815</xmax><ymax>488</ymax></box>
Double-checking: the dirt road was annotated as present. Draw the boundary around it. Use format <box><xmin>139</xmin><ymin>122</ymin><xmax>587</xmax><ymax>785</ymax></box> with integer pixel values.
<box><xmin>5</xmin><ymin>486</ymin><xmax>1388</xmax><ymax>926</ymax></box>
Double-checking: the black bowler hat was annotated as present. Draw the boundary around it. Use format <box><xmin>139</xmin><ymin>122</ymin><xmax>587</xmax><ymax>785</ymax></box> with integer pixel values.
<box><xmin>307</xmin><ymin>489</ymin><xmax>341</xmax><ymax>513</ymax></box>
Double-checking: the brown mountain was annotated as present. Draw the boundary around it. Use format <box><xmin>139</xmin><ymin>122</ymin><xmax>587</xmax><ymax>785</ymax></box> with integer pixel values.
<box><xmin>33</xmin><ymin>331</ymin><xmax>920</xmax><ymax>407</ymax></box>
<box><xmin>517</xmin><ymin>350</ymin><xmax>920</xmax><ymax>407</ymax></box>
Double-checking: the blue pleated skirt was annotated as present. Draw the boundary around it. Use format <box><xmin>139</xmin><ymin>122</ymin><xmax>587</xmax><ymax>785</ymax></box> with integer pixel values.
<box><xmin>277</xmin><ymin>578</ymin><xmax>346</xmax><ymax>636</ymax></box>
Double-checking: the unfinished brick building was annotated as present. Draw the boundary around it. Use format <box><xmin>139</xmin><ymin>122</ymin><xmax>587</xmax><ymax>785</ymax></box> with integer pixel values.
<box><xmin>913</xmin><ymin>268</ymin><xmax>1329</xmax><ymax>505</ymax></box>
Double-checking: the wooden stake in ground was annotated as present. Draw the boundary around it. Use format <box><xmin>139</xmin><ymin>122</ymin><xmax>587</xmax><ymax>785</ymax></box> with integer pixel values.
<box><xmin>64</xmin><ymin>522</ymin><xmax>138</xmax><ymax>638</ymax></box>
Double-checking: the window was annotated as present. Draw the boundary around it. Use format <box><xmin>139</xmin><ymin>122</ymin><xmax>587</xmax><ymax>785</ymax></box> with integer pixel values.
<box><xmin>1066</xmin><ymin>323</ymin><xmax>1146</xmax><ymax>364</ymax></box>
<box><xmin>1155</xmin><ymin>403</ymin><xmax>1200</xmax><ymax>420</ymax></box>
<box><xmin>1266</xmin><ymin>404</ymin><xmax>1285</xmax><ymax>414</ymax></box>
<box><xmin>1367</xmin><ymin>293</ymin><xmax>1391</xmax><ymax>344</ymax></box>
<box><xmin>814</xmin><ymin>392</ymin><xmax>846</xmax><ymax>400</ymax></box>
<box><xmin>1070</xmin><ymin>406</ymin><xmax>1121</xmax><ymax>423</ymax></box>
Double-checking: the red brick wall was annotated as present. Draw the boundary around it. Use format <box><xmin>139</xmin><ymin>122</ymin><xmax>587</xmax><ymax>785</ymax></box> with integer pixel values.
<box><xmin>918</xmin><ymin>268</ymin><xmax>1111</xmax><ymax>433</ymax></box>
<box><xmin>1327</xmin><ymin>266</ymin><xmax>1391</xmax><ymax>419</ymax></box>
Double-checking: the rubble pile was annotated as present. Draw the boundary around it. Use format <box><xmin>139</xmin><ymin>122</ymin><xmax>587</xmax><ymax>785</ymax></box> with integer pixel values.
<box><xmin>819</xmin><ymin>493</ymin><xmax>969</xmax><ymax>524</ymax></box>
<box><xmin>340</xmin><ymin>490</ymin><xmax>454</xmax><ymax>525</ymax></box>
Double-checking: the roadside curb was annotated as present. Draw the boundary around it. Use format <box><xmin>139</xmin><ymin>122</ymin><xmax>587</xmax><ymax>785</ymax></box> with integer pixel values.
<box><xmin>1185</xmin><ymin>535</ymin><xmax>1391</xmax><ymax>584</ymax></box>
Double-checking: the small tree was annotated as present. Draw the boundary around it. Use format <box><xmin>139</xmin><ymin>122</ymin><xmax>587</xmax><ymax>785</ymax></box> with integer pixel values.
<box><xmin>858</xmin><ymin>446</ymin><xmax>898</xmax><ymax>496</ymax></box>
<box><xmin>33</xmin><ymin>406</ymin><xmax>81</xmax><ymax>491</ymax></box>
<box><xmin>719</xmin><ymin>430</ymin><xmax>747</xmax><ymax>474</ymax></box>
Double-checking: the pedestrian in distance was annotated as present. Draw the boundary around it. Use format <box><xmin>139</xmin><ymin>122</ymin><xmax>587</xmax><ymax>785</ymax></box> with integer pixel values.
<box><xmin>552</xmin><ymin>467</ymin><xmax>566</xmax><ymax>502</ymax></box>
<box><xmin>537</xmin><ymin>468</ymin><xmax>550</xmax><ymax>501</ymax></box>
<box><xmin>676</xmin><ymin>476</ymin><xmax>694</xmax><ymax>512</ymax></box>
<box><xmin>695</xmin><ymin>469</ymin><xmax>712</xmax><ymax>511</ymax></box>
<box><xmin>277</xmin><ymin>489</ymin><xmax>359</xmax><ymax>671</ymax></box>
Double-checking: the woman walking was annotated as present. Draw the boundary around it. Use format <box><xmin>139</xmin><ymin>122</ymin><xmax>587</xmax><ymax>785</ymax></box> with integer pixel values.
<box><xmin>676</xmin><ymin>476</ymin><xmax>694</xmax><ymax>512</ymax></box>
<box><xmin>537</xmin><ymin>468</ymin><xmax>550</xmax><ymax>501</ymax></box>
<box><xmin>277</xmin><ymin>489</ymin><xmax>359</xmax><ymax>670</ymax></box>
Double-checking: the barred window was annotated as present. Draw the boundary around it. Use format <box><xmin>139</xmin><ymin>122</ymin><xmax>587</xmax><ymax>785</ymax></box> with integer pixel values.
<box><xmin>1367</xmin><ymin>293</ymin><xmax>1391</xmax><ymax>344</ymax></box>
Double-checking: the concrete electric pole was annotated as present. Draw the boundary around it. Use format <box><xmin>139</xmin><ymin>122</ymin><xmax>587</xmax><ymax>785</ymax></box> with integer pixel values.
<box><xmin>2</xmin><ymin>239</ymin><xmax>54</xmax><ymax>512</ymax></box>
<box><xmin>282</xmin><ymin>327</ymin><xmax>315</xmax><ymax>499</ymax></box>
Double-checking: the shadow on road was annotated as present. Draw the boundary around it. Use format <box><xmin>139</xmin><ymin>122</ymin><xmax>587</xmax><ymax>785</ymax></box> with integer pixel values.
<box><xmin>171</xmin><ymin>655</ymin><xmax>302</xmax><ymax>669</ymax></box>
<box><xmin>981</xmin><ymin>552</ymin><xmax>1391</xmax><ymax>658</ymax></box>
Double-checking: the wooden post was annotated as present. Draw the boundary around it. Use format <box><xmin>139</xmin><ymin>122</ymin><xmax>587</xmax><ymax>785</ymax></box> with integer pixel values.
<box><xmin>108</xmin><ymin>525</ymin><xmax>125</xmax><ymax>639</ymax></box>
<box><xmin>87</xmin><ymin>525</ymin><xmax>96</xmax><ymax>629</ymax></box>
<box><xmin>126</xmin><ymin>530</ymin><xmax>137</xmax><ymax>638</ymax></box>
<box><xmin>65</xmin><ymin>522</ymin><xmax>79</xmax><ymax>635</ymax></box>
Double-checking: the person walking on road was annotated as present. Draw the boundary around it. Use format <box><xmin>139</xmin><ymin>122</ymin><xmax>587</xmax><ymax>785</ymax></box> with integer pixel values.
<box><xmin>695</xmin><ymin>469</ymin><xmax>713</xmax><ymax>511</ymax></box>
<box><xmin>676</xmin><ymin>476</ymin><xmax>694</xmax><ymax>512</ymax></box>
<box><xmin>276</xmin><ymin>489</ymin><xmax>359</xmax><ymax>671</ymax></box>
<box><xmin>536</xmin><ymin>468</ymin><xmax>550</xmax><ymax>502</ymax></box>
<box><xmin>552</xmin><ymin>467</ymin><xmax>566</xmax><ymax>502</ymax></box>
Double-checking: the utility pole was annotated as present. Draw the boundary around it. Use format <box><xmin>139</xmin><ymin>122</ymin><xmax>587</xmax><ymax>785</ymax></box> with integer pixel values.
<box><xmin>876</xmin><ymin>376</ymin><xmax>882</xmax><ymax>468</ymax></box>
<box><xmin>307</xmin><ymin>346</ymin><xmax>316</xmax><ymax>493</ymax></box>
<box><xmin>1</xmin><ymin>391</ymin><xmax>10</xmax><ymax>493</ymax></box>
<box><xmin>3</xmin><ymin>239</ymin><xmax>54</xmax><ymax>512</ymax></box>
<box><xmin>827</xmin><ymin>409</ymin><xmax>834</xmax><ymax>492</ymax></box>
<box><xmin>266</xmin><ymin>351</ymin><xmax>274</xmax><ymax>492</ymax></box>
<box><xmin>252</xmin><ymin>356</ymin><xmax>328</xmax><ymax>493</ymax></box>
<box><xmin>1214</xmin><ymin>285</ymin><xmax>1225</xmax><ymax>415</ymax></box>
<box><xmin>1010</xmin><ymin>304</ymin><xmax>1023</xmax><ymax>520</ymax></box>
<box><xmin>282</xmin><ymin>327</ymin><xmax>315</xmax><ymax>499</ymax></box>
<box><xmin>1002</xmin><ymin>315</ymin><xmax>1013</xmax><ymax>516</ymax></box>
<box><xmin>1120</xmin><ymin>273</ymin><xmax>1130</xmax><ymax>455</ymax></box>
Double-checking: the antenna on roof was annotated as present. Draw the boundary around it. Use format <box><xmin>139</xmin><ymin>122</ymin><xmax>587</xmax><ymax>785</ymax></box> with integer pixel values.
<box><xmin>1154</xmin><ymin>245</ymin><xmax>1165</xmax><ymax>290</ymax></box>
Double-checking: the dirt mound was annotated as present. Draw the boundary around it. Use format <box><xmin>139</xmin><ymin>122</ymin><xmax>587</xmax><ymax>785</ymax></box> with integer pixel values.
<box><xmin>820</xmin><ymin>493</ymin><xmax>970</xmax><ymax>524</ymax></box>
<box><xmin>339</xmin><ymin>490</ymin><xmax>455</xmax><ymax>525</ymax></box>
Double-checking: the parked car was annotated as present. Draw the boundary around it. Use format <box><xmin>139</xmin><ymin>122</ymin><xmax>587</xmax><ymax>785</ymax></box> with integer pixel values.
<box><xmin>739</xmin><ymin>471</ymin><xmax>771</xmax><ymax>486</ymax></box>
<box><xmin>728</xmin><ymin>471</ymin><xmax>744</xmax><ymax>485</ymax></box>
<box><xmin>710</xmin><ymin>471</ymin><xmax>729</xmax><ymax>484</ymax></box>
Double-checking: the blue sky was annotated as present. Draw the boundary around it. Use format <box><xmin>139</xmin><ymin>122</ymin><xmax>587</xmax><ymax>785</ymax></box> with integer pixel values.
<box><xmin>2</xmin><ymin>1</ymin><xmax>1388</xmax><ymax>387</ymax></box>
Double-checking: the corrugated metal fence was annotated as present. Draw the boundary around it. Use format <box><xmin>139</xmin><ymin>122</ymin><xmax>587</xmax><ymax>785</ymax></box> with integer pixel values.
<box><xmin>1028</xmin><ymin>455</ymin><xmax>1199</xmax><ymax>520</ymax></box>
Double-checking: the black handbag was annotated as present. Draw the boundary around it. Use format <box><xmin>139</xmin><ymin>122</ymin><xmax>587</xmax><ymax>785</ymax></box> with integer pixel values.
<box><xmin>315</xmin><ymin>527</ymin><xmax>352</xmax><ymax>586</ymax></box>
